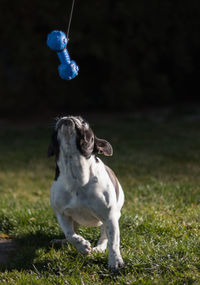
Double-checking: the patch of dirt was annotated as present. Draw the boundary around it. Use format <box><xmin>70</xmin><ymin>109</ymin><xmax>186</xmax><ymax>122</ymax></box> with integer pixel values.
<box><xmin>0</xmin><ymin>239</ymin><xmax>16</xmax><ymax>264</ymax></box>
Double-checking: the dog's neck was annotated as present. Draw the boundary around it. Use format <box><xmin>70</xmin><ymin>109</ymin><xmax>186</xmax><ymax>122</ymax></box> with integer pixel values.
<box><xmin>57</xmin><ymin>149</ymin><xmax>95</xmax><ymax>186</ymax></box>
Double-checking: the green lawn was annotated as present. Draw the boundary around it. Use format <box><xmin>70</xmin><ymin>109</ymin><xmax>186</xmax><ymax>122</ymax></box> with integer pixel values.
<box><xmin>0</xmin><ymin>112</ymin><xmax>200</xmax><ymax>284</ymax></box>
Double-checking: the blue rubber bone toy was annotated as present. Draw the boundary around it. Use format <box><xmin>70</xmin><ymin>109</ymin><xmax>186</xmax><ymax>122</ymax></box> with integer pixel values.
<box><xmin>47</xmin><ymin>30</ymin><xmax>79</xmax><ymax>80</ymax></box>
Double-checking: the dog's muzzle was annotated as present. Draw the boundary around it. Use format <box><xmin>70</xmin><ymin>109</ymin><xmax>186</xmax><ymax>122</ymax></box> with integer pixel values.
<box><xmin>59</xmin><ymin>118</ymin><xmax>76</xmax><ymax>136</ymax></box>
<box><xmin>62</xmin><ymin>118</ymin><xmax>74</xmax><ymax>127</ymax></box>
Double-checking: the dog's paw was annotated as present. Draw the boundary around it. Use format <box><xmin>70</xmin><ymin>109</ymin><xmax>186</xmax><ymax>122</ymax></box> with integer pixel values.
<box><xmin>92</xmin><ymin>244</ymin><xmax>107</xmax><ymax>253</ymax></box>
<box><xmin>50</xmin><ymin>239</ymin><xmax>67</xmax><ymax>245</ymax></box>
<box><xmin>108</xmin><ymin>256</ymin><xmax>124</xmax><ymax>272</ymax></box>
<box><xmin>76</xmin><ymin>238</ymin><xmax>91</xmax><ymax>255</ymax></box>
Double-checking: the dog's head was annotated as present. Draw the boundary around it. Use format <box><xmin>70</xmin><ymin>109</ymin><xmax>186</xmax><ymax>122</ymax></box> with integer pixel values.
<box><xmin>48</xmin><ymin>116</ymin><xmax>113</xmax><ymax>159</ymax></box>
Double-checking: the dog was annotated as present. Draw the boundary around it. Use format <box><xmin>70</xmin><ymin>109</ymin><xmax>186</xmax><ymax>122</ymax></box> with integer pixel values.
<box><xmin>48</xmin><ymin>116</ymin><xmax>124</xmax><ymax>271</ymax></box>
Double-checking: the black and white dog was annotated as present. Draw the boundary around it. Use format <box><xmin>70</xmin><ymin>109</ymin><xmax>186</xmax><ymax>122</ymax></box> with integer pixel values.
<box><xmin>48</xmin><ymin>116</ymin><xmax>124</xmax><ymax>271</ymax></box>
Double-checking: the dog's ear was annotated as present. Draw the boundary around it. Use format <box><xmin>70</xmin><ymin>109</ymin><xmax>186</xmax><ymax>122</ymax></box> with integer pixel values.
<box><xmin>48</xmin><ymin>131</ymin><xmax>59</xmax><ymax>157</ymax></box>
<box><xmin>94</xmin><ymin>137</ymin><xmax>113</xmax><ymax>156</ymax></box>
<box><xmin>79</xmin><ymin>128</ymin><xmax>94</xmax><ymax>158</ymax></box>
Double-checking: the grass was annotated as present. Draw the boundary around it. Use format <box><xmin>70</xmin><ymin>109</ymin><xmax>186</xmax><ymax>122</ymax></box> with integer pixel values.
<box><xmin>0</xmin><ymin>111</ymin><xmax>200</xmax><ymax>284</ymax></box>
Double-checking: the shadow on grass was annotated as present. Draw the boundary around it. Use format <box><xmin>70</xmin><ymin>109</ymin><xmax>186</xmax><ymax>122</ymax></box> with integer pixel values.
<box><xmin>0</xmin><ymin>231</ymin><xmax>136</xmax><ymax>279</ymax></box>
<box><xmin>0</xmin><ymin>231</ymin><xmax>108</xmax><ymax>274</ymax></box>
<box><xmin>0</xmin><ymin>231</ymin><xmax>60</xmax><ymax>272</ymax></box>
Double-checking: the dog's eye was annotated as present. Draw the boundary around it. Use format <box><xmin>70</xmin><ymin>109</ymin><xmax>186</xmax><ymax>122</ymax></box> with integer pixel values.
<box><xmin>82</xmin><ymin>121</ymin><xmax>89</xmax><ymax>129</ymax></box>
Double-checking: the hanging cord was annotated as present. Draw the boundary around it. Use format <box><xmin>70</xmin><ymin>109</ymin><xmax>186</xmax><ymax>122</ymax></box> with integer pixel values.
<box><xmin>67</xmin><ymin>0</ymin><xmax>75</xmax><ymax>40</ymax></box>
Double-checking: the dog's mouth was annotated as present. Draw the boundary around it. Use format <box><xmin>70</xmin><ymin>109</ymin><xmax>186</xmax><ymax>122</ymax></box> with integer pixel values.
<box><xmin>56</xmin><ymin>116</ymin><xmax>91</xmax><ymax>147</ymax></box>
<box><xmin>58</xmin><ymin>118</ymin><xmax>76</xmax><ymax>139</ymax></box>
<box><xmin>56</xmin><ymin>117</ymin><xmax>87</xmax><ymax>140</ymax></box>
<box><xmin>56</xmin><ymin>117</ymin><xmax>88</xmax><ymax>133</ymax></box>
<box><xmin>57</xmin><ymin>117</ymin><xmax>74</xmax><ymax>128</ymax></box>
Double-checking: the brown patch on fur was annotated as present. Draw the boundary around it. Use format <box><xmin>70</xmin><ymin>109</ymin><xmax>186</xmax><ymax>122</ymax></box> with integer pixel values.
<box><xmin>94</xmin><ymin>137</ymin><xmax>113</xmax><ymax>156</ymax></box>
<box><xmin>105</xmin><ymin>165</ymin><xmax>119</xmax><ymax>201</ymax></box>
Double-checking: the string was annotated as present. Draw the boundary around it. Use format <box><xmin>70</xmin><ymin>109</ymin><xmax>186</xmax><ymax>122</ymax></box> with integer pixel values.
<box><xmin>67</xmin><ymin>0</ymin><xmax>75</xmax><ymax>40</ymax></box>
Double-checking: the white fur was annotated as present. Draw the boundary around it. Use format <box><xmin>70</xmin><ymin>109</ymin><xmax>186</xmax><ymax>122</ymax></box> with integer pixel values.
<box><xmin>50</xmin><ymin>116</ymin><xmax>124</xmax><ymax>271</ymax></box>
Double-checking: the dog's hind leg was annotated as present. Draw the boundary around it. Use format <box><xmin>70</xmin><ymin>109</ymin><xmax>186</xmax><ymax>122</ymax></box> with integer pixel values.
<box><xmin>92</xmin><ymin>224</ymin><xmax>108</xmax><ymax>252</ymax></box>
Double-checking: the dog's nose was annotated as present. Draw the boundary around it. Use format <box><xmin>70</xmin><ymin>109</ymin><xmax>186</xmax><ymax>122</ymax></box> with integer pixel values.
<box><xmin>63</xmin><ymin>119</ymin><xmax>74</xmax><ymax>127</ymax></box>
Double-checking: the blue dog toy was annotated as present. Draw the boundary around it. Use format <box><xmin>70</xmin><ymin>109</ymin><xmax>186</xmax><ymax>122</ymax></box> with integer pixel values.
<box><xmin>47</xmin><ymin>30</ymin><xmax>79</xmax><ymax>80</ymax></box>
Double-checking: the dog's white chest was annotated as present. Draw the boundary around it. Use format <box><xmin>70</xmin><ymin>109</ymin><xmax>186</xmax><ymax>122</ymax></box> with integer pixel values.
<box><xmin>50</xmin><ymin>180</ymin><xmax>102</xmax><ymax>227</ymax></box>
<box><xmin>65</xmin><ymin>207</ymin><xmax>102</xmax><ymax>227</ymax></box>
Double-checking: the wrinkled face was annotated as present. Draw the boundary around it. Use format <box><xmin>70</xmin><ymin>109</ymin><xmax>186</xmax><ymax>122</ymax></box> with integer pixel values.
<box><xmin>56</xmin><ymin>116</ymin><xmax>93</xmax><ymax>157</ymax></box>
<box><xmin>48</xmin><ymin>116</ymin><xmax>113</xmax><ymax>159</ymax></box>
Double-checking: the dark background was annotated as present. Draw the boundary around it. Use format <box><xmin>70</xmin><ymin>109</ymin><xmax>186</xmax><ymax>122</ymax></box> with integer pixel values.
<box><xmin>1</xmin><ymin>0</ymin><xmax>200</xmax><ymax>118</ymax></box>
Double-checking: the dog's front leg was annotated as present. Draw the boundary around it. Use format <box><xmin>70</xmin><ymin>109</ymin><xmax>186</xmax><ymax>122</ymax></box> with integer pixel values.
<box><xmin>56</xmin><ymin>213</ymin><xmax>91</xmax><ymax>255</ymax></box>
<box><xmin>106</xmin><ymin>213</ymin><xmax>124</xmax><ymax>271</ymax></box>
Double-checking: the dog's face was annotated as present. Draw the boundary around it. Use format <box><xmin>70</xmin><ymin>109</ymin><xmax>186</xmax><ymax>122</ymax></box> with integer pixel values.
<box><xmin>48</xmin><ymin>116</ymin><xmax>113</xmax><ymax>159</ymax></box>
